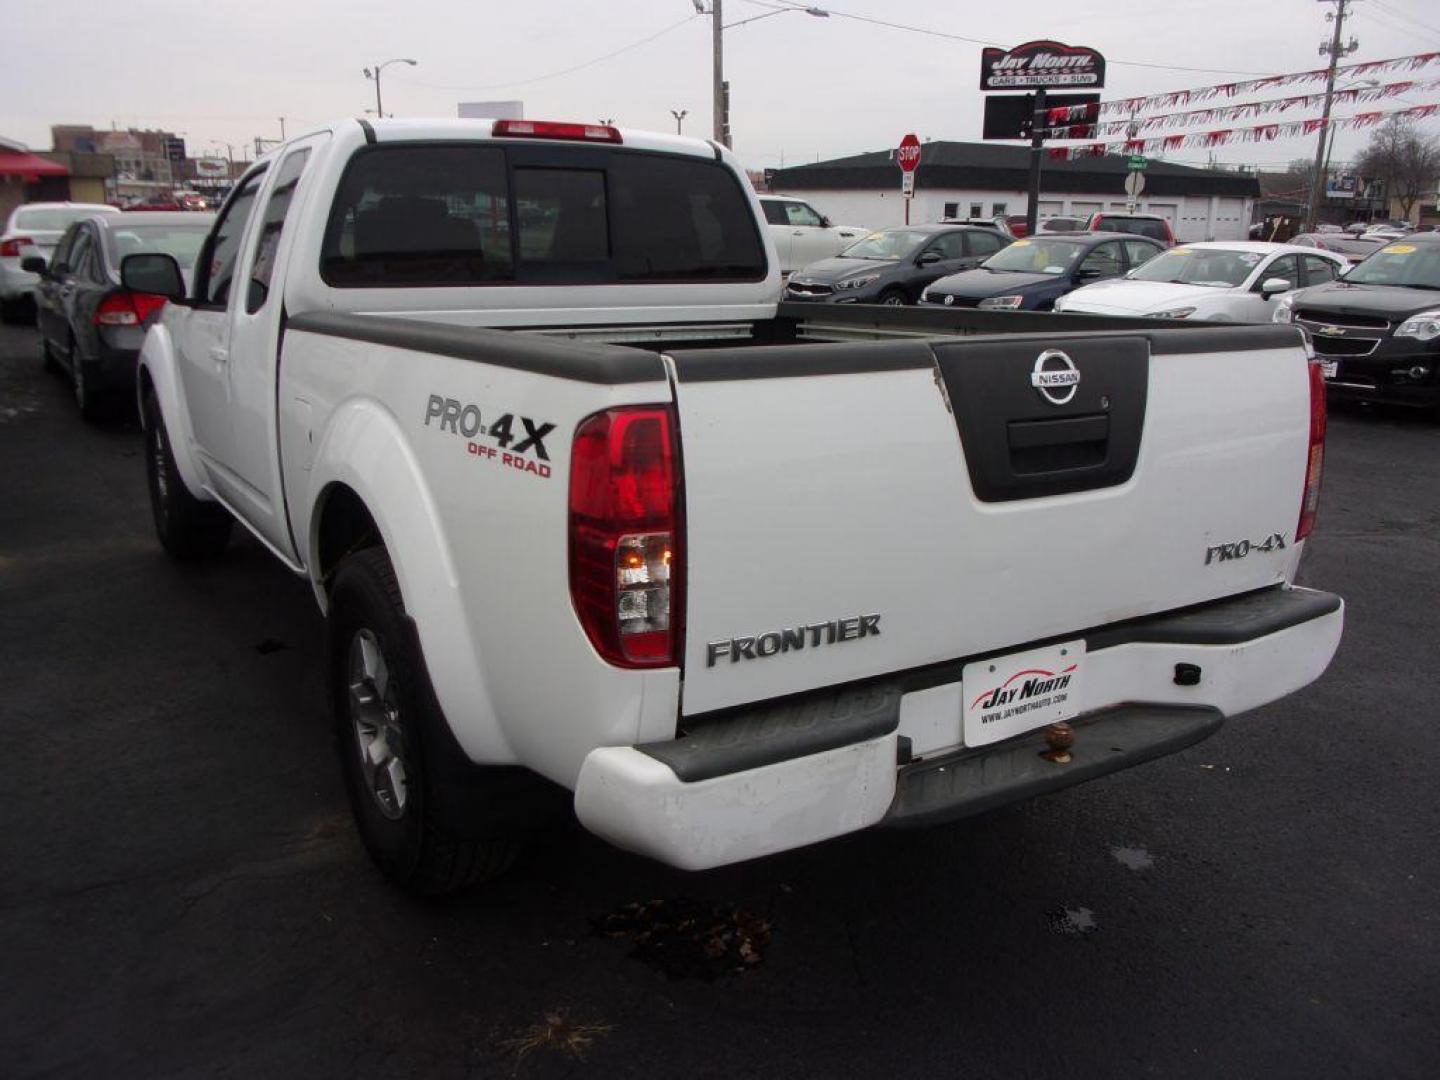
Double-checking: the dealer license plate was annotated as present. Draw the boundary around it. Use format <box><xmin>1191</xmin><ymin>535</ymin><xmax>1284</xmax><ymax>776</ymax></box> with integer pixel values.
<box><xmin>1320</xmin><ymin>359</ymin><xmax>1338</xmax><ymax>379</ymax></box>
<box><xmin>962</xmin><ymin>640</ymin><xmax>1084</xmax><ymax>748</ymax></box>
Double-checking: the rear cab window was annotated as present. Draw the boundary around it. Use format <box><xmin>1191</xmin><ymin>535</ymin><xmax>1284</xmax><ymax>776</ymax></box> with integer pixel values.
<box><xmin>322</xmin><ymin>143</ymin><xmax>766</xmax><ymax>287</ymax></box>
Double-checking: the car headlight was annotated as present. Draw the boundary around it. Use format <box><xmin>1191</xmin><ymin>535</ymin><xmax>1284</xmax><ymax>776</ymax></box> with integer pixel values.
<box><xmin>1146</xmin><ymin>306</ymin><xmax>1197</xmax><ymax>319</ymax></box>
<box><xmin>978</xmin><ymin>294</ymin><xmax>1024</xmax><ymax>310</ymax></box>
<box><xmin>1395</xmin><ymin>309</ymin><xmax>1440</xmax><ymax>342</ymax></box>
<box><xmin>1273</xmin><ymin>292</ymin><xmax>1297</xmax><ymax>323</ymax></box>
<box><xmin>834</xmin><ymin>274</ymin><xmax>880</xmax><ymax>291</ymax></box>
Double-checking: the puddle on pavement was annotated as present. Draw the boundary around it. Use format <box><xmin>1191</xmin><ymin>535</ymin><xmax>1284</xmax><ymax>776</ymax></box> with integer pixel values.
<box><xmin>595</xmin><ymin>897</ymin><xmax>772</xmax><ymax>980</ymax></box>
<box><xmin>1111</xmin><ymin>846</ymin><xmax>1155</xmax><ymax>871</ymax></box>
<box><xmin>1047</xmin><ymin>906</ymin><xmax>1099</xmax><ymax>935</ymax></box>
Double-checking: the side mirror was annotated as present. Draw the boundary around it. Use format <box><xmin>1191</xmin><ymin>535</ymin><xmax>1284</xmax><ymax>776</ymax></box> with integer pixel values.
<box><xmin>917</xmin><ymin>251</ymin><xmax>943</xmax><ymax>266</ymax></box>
<box><xmin>1260</xmin><ymin>276</ymin><xmax>1292</xmax><ymax>298</ymax></box>
<box><xmin>20</xmin><ymin>255</ymin><xmax>46</xmax><ymax>275</ymax></box>
<box><xmin>121</xmin><ymin>252</ymin><xmax>185</xmax><ymax>301</ymax></box>
<box><xmin>819</xmin><ymin>215</ymin><xmax>832</xmax><ymax>228</ymax></box>
<box><xmin>1077</xmin><ymin>265</ymin><xmax>1104</xmax><ymax>280</ymax></box>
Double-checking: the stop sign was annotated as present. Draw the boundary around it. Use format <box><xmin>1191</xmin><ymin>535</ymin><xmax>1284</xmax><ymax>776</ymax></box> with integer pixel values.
<box><xmin>897</xmin><ymin>133</ymin><xmax>922</xmax><ymax>172</ymax></box>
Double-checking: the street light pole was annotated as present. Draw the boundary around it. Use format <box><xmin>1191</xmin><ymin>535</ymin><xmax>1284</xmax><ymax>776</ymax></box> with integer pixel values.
<box><xmin>671</xmin><ymin>109</ymin><xmax>688</xmax><ymax>134</ymax></box>
<box><xmin>363</xmin><ymin>58</ymin><xmax>419</xmax><ymax>119</ymax></box>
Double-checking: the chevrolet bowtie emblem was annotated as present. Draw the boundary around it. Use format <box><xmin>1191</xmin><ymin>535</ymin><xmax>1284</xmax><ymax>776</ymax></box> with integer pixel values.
<box><xmin>1317</xmin><ymin>325</ymin><xmax>1346</xmax><ymax>336</ymax></box>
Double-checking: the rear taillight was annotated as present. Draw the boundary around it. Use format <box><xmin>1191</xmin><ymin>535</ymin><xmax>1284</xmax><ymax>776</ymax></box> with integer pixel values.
<box><xmin>95</xmin><ymin>291</ymin><xmax>168</xmax><ymax>327</ymax></box>
<box><xmin>493</xmin><ymin>119</ymin><xmax>622</xmax><ymax>143</ymax></box>
<box><xmin>0</xmin><ymin>237</ymin><xmax>34</xmax><ymax>257</ymax></box>
<box><xmin>1297</xmin><ymin>359</ymin><xmax>1327</xmax><ymax>541</ymax></box>
<box><xmin>569</xmin><ymin>406</ymin><xmax>682</xmax><ymax>668</ymax></box>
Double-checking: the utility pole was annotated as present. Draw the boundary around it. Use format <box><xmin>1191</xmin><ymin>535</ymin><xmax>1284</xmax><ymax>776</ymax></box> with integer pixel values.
<box><xmin>1305</xmin><ymin>0</ymin><xmax>1359</xmax><ymax>231</ymax></box>
<box><xmin>1024</xmin><ymin>89</ymin><xmax>1048</xmax><ymax>237</ymax></box>
<box><xmin>278</xmin><ymin>117</ymin><xmax>286</xmax><ymax>140</ymax></box>
<box><xmin>712</xmin><ymin>0</ymin><xmax>728</xmax><ymax>147</ymax></box>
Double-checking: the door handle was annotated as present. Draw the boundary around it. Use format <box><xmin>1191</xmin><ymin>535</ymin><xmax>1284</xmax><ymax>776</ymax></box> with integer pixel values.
<box><xmin>793</xmin><ymin>230</ymin><xmax>804</xmax><ymax>236</ymax></box>
<box><xmin>209</xmin><ymin>346</ymin><xmax>229</xmax><ymax>365</ymax></box>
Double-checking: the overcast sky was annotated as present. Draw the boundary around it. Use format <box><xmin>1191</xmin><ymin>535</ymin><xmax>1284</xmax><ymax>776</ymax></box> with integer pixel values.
<box><xmin>3</xmin><ymin>0</ymin><xmax>1438</xmax><ymax>171</ymax></box>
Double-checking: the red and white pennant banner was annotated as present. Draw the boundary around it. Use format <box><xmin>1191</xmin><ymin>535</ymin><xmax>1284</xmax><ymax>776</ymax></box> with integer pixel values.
<box><xmin>1095</xmin><ymin>51</ymin><xmax>1440</xmax><ymax>117</ymax></box>
<box><xmin>1045</xmin><ymin>78</ymin><xmax>1440</xmax><ymax>133</ymax></box>
<box><xmin>1047</xmin><ymin>103</ymin><xmax>1440</xmax><ymax>160</ymax></box>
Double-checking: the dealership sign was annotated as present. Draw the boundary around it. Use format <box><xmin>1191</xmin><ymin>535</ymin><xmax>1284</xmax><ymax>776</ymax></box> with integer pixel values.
<box><xmin>195</xmin><ymin>158</ymin><xmax>229</xmax><ymax>178</ymax></box>
<box><xmin>980</xmin><ymin>40</ymin><xmax>1106</xmax><ymax>91</ymax></box>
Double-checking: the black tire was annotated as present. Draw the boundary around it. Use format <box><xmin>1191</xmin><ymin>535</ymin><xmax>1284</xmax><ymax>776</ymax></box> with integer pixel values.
<box><xmin>71</xmin><ymin>341</ymin><xmax>109</xmax><ymax>423</ymax></box>
<box><xmin>329</xmin><ymin>547</ymin><xmax>522</xmax><ymax>895</ymax></box>
<box><xmin>0</xmin><ymin>295</ymin><xmax>32</xmax><ymax>325</ymax></box>
<box><xmin>143</xmin><ymin>389</ymin><xmax>232</xmax><ymax>559</ymax></box>
<box><xmin>878</xmin><ymin>287</ymin><xmax>908</xmax><ymax>306</ymax></box>
<box><xmin>39</xmin><ymin>333</ymin><xmax>60</xmax><ymax>374</ymax></box>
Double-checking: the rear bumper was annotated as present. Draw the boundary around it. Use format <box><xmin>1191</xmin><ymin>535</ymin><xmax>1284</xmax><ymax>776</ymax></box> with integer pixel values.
<box><xmin>0</xmin><ymin>258</ymin><xmax>39</xmax><ymax>300</ymax></box>
<box><xmin>574</xmin><ymin>587</ymin><xmax>1344</xmax><ymax>870</ymax></box>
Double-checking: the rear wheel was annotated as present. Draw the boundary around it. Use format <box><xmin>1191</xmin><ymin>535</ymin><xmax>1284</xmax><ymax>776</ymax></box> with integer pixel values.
<box><xmin>71</xmin><ymin>342</ymin><xmax>108</xmax><ymax>423</ymax></box>
<box><xmin>878</xmin><ymin>288</ymin><xmax>908</xmax><ymax>306</ymax></box>
<box><xmin>39</xmin><ymin>333</ymin><xmax>60</xmax><ymax>374</ymax></box>
<box><xmin>144</xmin><ymin>389</ymin><xmax>232</xmax><ymax>559</ymax></box>
<box><xmin>330</xmin><ymin>547</ymin><xmax>522</xmax><ymax>894</ymax></box>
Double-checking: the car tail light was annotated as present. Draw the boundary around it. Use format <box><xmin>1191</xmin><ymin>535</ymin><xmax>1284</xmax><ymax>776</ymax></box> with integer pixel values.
<box><xmin>492</xmin><ymin>119</ymin><xmax>622</xmax><ymax>144</ymax></box>
<box><xmin>569</xmin><ymin>406</ymin><xmax>682</xmax><ymax>667</ymax></box>
<box><xmin>1297</xmin><ymin>359</ymin><xmax>1327</xmax><ymax>541</ymax></box>
<box><xmin>94</xmin><ymin>291</ymin><xmax>169</xmax><ymax>327</ymax></box>
<box><xmin>0</xmin><ymin>236</ymin><xmax>34</xmax><ymax>257</ymax></box>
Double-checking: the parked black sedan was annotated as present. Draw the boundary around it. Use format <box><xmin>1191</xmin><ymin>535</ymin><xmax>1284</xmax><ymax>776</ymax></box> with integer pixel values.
<box><xmin>918</xmin><ymin>232</ymin><xmax>1164</xmax><ymax>311</ymax></box>
<box><xmin>784</xmin><ymin>225</ymin><xmax>1011</xmax><ymax>305</ymax></box>
<box><xmin>1276</xmin><ymin>231</ymin><xmax>1440</xmax><ymax>408</ymax></box>
<box><xmin>27</xmin><ymin>211</ymin><xmax>213</xmax><ymax>419</ymax></box>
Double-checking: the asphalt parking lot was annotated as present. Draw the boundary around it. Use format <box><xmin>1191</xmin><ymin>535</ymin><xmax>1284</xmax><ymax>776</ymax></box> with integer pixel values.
<box><xmin>1</xmin><ymin>318</ymin><xmax>1437</xmax><ymax>1079</ymax></box>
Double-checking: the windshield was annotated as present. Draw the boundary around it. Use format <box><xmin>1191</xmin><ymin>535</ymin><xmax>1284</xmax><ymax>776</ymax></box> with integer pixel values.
<box><xmin>981</xmin><ymin>238</ymin><xmax>1087</xmax><ymax>274</ymax></box>
<box><xmin>14</xmin><ymin>206</ymin><xmax>114</xmax><ymax>232</ymax></box>
<box><xmin>108</xmin><ymin>223</ymin><xmax>212</xmax><ymax>270</ymax></box>
<box><xmin>1339</xmin><ymin>241</ymin><xmax>1440</xmax><ymax>289</ymax></box>
<box><xmin>1128</xmin><ymin>246</ymin><xmax>1262</xmax><ymax>288</ymax></box>
<box><xmin>840</xmin><ymin>229</ymin><xmax>928</xmax><ymax>260</ymax></box>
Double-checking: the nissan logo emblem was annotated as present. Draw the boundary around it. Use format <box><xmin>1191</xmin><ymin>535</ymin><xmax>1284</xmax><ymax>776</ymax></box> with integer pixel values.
<box><xmin>1031</xmin><ymin>349</ymin><xmax>1081</xmax><ymax>405</ymax></box>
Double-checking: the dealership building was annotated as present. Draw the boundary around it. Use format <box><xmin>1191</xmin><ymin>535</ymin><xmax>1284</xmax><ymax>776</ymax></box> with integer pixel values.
<box><xmin>766</xmin><ymin>141</ymin><xmax>1261</xmax><ymax>241</ymax></box>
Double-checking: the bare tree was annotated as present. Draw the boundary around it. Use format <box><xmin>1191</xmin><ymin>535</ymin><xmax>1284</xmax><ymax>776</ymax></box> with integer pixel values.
<box><xmin>1354</xmin><ymin>117</ymin><xmax>1440</xmax><ymax>220</ymax></box>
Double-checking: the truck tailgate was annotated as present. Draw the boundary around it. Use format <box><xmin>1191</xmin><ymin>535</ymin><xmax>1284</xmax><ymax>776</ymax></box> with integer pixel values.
<box><xmin>669</xmin><ymin>326</ymin><xmax>1312</xmax><ymax>716</ymax></box>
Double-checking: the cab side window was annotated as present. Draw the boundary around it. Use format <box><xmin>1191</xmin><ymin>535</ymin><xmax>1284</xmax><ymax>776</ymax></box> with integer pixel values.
<box><xmin>966</xmin><ymin>230</ymin><xmax>1005</xmax><ymax>257</ymax></box>
<box><xmin>1262</xmin><ymin>254</ymin><xmax>1299</xmax><ymax>291</ymax></box>
<box><xmin>1123</xmin><ymin>240</ymin><xmax>1161</xmax><ymax>269</ymax></box>
<box><xmin>246</xmin><ymin>149</ymin><xmax>312</xmax><ymax>313</ymax></box>
<box><xmin>67</xmin><ymin>229</ymin><xmax>95</xmax><ymax>281</ymax></box>
<box><xmin>929</xmin><ymin>232</ymin><xmax>968</xmax><ymax>260</ymax></box>
<box><xmin>761</xmin><ymin>201</ymin><xmax>789</xmax><ymax>226</ymax></box>
<box><xmin>784</xmin><ymin>202</ymin><xmax>823</xmax><ymax>228</ymax></box>
<box><xmin>1079</xmin><ymin>241</ymin><xmax>1125</xmax><ymax>279</ymax></box>
<box><xmin>1302</xmin><ymin>254</ymin><xmax>1338</xmax><ymax>286</ymax></box>
<box><xmin>199</xmin><ymin>170</ymin><xmax>266</xmax><ymax>307</ymax></box>
<box><xmin>50</xmin><ymin>225</ymin><xmax>80</xmax><ymax>275</ymax></box>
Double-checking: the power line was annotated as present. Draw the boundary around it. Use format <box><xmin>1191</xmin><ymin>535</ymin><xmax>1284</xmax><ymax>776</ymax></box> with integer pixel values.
<box><xmin>392</xmin><ymin>14</ymin><xmax>701</xmax><ymax>92</ymax></box>
<box><xmin>742</xmin><ymin>0</ymin><xmax>1289</xmax><ymax>76</ymax></box>
<box><xmin>1368</xmin><ymin>0</ymin><xmax>1440</xmax><ymax>39</ymax></box>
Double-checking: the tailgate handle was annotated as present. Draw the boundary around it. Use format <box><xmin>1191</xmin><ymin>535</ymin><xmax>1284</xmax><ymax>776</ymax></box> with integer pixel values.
<box><xmin>1008</xmin><ymin>414</ymin><xmax>1109</xmax><ymax>450</ymax></box>
<box><xmin>1006</xmin><ymin>414</ymin><xmax>1110</xmax><ymax>475</ymax></box>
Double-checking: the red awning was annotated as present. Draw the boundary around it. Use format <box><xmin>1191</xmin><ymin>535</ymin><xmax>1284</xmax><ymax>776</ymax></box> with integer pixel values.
<box><xmin>0</xmin><ymin>150</ymin><xmax>69</xmax><ymax>180</ymax></box>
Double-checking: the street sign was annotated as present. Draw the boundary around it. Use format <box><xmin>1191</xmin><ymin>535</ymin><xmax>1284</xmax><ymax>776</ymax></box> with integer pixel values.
<box><xmin>901</xmin><ymin>171</ymin><xmax>916</xmax><ymax>198</ymax></box>
<box><xmin>980</xmin><ymin>40</ymin><xmax>1106</xmax><ymax>91</ymax></box>
<box><xmin>897</xmin><ymin>133</ymin><xmax>922</xmax><ymax>173</ymax></box>
<box><xmin>1127</xmin><ymin>155</ymin><xmax>1148</xmax><ymax>171</ymax></box>
<box><xmin>1124</xmin><ymin>171</ymin><xmax>1146</xmax><ymax>198</ymax></box>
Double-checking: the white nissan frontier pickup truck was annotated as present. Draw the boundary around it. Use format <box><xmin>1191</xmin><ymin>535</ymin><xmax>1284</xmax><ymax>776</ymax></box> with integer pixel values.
<box><xmin>123</xmin><ymin>118</ymin><xmax>1343</xmax><ymax>893</ymax></box>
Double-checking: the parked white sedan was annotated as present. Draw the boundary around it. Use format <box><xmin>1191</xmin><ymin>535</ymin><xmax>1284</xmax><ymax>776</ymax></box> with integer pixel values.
<box><xmin>1053</xmin><ymin>241</ymin><xmax>1349</xmax><ymax>322</ymax></box>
